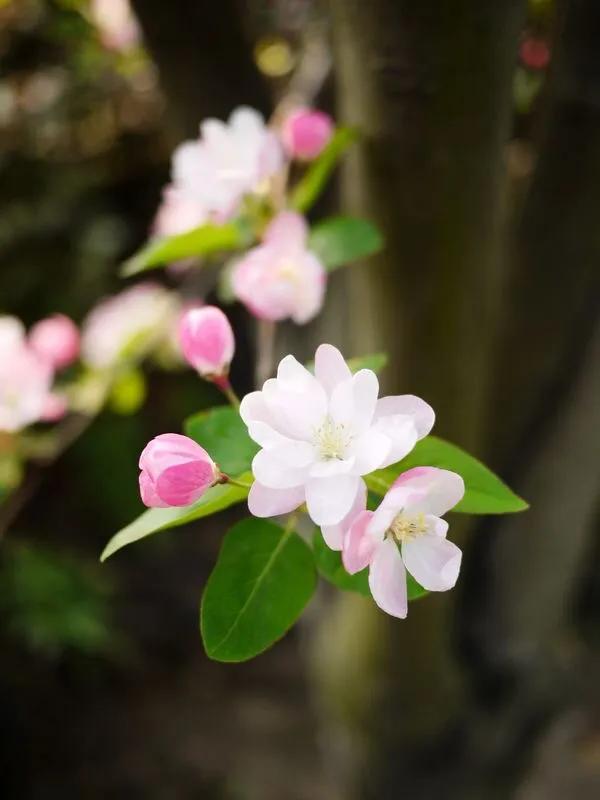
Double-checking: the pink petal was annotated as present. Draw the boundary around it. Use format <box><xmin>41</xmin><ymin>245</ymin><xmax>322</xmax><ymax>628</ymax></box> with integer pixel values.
<box><xmin>314</xmin><ymin>343</ymin><xmax>352</xmax><ymax>396</ymax></box>
<box><xmin>263</xmin><ymin>211</ymin><xmax>308</xmax><ymax>249</ymax></box>
<box><xmin>368</xmin><ymin>539</ymin><xmax>408</xmax><ymax>619</ymax></box>
<box><xmin>374</xmin><ymin>395</ymin><xmax>435</xmax><ymax>439</ymax></box>
<box><xmin>321</xmin><ymin>479</ymin><xmax>367</xmax><ymax>550</ymax></box>
<box><xmin>392</xmin><ymin>467</ymin><xmax>465</xmax><ymax>516</ymax></box>
<box><xmin>372</xmin><ymin>415</ymin><xmax>418</xmax><ymax>467</ymax></box>
<box><xmin>155</xmin><ymin>459</ymin><xmax>216</xmax><ymax>506</ymax></box>
<box><xmin>139</xmin><ymin>470</ymin><xmax>169</xmax><ymax>508</ymax></box>
<box><xmin>401</xmin><ymin>534</ymin><xmax>462</xmax><ymax>592</ymax></box>
<box><xmin>248</xmin><ymin>482</ymin><xmax>305</xmax><ymax>517</ymax></box>
<box><xmin>342</xmin><ymin>510</ymin><xmax>377</xmax><ymax>574</ymax></box>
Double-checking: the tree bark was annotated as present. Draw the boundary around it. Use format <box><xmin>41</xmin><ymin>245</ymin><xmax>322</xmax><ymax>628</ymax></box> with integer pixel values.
<box><xmin>310</xmin><ymin>1</ymin><xmax>525</xmax><ymax>797</ymax></box>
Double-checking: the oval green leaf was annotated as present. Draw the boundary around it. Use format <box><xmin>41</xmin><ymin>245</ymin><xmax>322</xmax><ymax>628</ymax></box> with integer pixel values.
<box><xmin>291</xmin><ymin>127</ymin><xmax>358</xmax><ymax>212</ymax></box>
<box><xmin>365</xmin><ymin>436</ymin><xmax>528</xmax><ymax>514</ymax></box>
<box><xmin>308</xmin><ymin>216</ymin><xmax>383</xmax><ymax>271</ymax></box>
<box><xmin>100</xmin><ymin>474</ymin><xmax>252</xmax><ymax>561</ymax></box>
<box><xmin>184</xmin><ymin>406</ymin><xmax>258</xmax><ymax>476</ymax></box>
<box><xmin>312</xmin><ymin>529</ymin><xmax>427</xmax><ymax>601</ymax></box>
<box><xmin>121</xmin><ymin>220</ymin><xmax>249</xmax><ymax>276</ymax></box>
<box><xmin>201</xmin><ymin>518</ymin><xmax>316</xmax><ymax>662</ymax></box>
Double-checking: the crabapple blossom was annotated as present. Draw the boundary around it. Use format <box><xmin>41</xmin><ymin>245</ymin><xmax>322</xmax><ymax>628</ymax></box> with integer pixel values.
<box><xmin>152</xmin><ymin>185</ymin><xmax>208</xmax><ymax>238</ymax></box>
<box><xmin>241</xmin><ymin>344</ymin><xmax>434</xmax><ymax>527</ymax></box>
<box><xmin>81</xmin><ymin>283</ymin><xmax>179</xmax><ymax>369</ymax></box>
<box><xmin>343</xmin><ymin>467</ymin><xmax>464</xmax><ymax>618</ymax></box>
<box><xmin>40</xmin><ymin>392</ymin><xmax>68</xmax><ymax>422</ymax></box>
<box><xmin>139</xmin><ymin>433</ymin><xmax>220</xmax><ymax>508</ymax></box>
<box><xmin>231</xmin><ymin>211</ymin><xmax>326</xmax><ymax>324</ymax></box>
<box><xmin>29</xmin><ymin>314</ymin><xmax>80</xmax><ymax>370</ymax></box>
<box><xmin>178</xmin><ymin>306</ymin><xmax>235</xmax><ymax>378</ymax></box>
<box><xmin>0</xmin><ymin>316</ymin><xmax>53</xmax><ymax>432</ymax></box>
<box><xmin>282</xmin><ymin>108</ymin><xmax>334</xmax><ymax>160</ymax></box>
<box><xmin>171</xmin><ymin>107</ymin><xmax>283</xmax><ymax>220</ymax></box>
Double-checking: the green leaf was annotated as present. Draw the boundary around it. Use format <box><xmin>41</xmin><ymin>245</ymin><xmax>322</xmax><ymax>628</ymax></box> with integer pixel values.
<box><xmin>365</xmin><ymin>436</ymin><xmax>528</xmax><ymax>514</ymax></box>
<box><xmin>291</xmin><ymin>127</ymin><xmax>359</xmax><ymax>213</ymax></box>
<box><xmin>308</xmin><ymin>216</ymin><xmax>383</xmax><ymax>271</ymax></box>
<box><xmin>312</xmin><ymin>529</ymin><xmax>427</xmax><ymax>601</ymax></box>
<box><xmin>100</xmin><ymin>474</ymin><xmax>252</xmax><ymax>561</ymax></box>
<box><xmin>201</xmin><ymin>518</ymin><xmax>316</xmax><ymax>662</ymax></box>
<box><xmin>184</xmin><ymin>406</ymin><xmax>259</xmax><ymax>476</ymax></box>
<box><xmin>121</xmin><ymin>220</ymin><xmax>248</xmax><ymax>277</ymax></box>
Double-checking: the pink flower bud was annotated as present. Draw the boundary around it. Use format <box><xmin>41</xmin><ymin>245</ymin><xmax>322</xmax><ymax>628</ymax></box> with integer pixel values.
<box><xmin>40</xmin><ymin>392</ymin><xmax>68</xmax><ymax>422</ymax></box>
<box><xmin>178</xmin><ymin>306</ymin><xmax>235</xmax><ymax>377</ymax></box>
<box><xmin>29</xmin><ymin>314</ymin><xmax>80</xmax><ymax>370</ymax></box>
<box><xmin>282</xmin><ymin>108</ymin><xmax>334</xmax><ymax>161</ymax></box>
<box><xmin>138</xmin><ymin>433</ymin><xmax>219</xmax><ymax>508</ymax></box>
<box><xmin>519</xmin><ymin>37</ymin><xmax>550</xmax><ymax>71</ymax></box>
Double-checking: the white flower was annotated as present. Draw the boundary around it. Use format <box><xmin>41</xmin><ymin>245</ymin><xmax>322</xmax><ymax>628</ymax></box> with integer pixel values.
<box><xmin>241</xmin><ymin>344</ymin><xmax>434</xmax><ymax>528</ymax></box>
<box><xmin>81</xmin><ymin>283</ymin><xmax>179</xmax><ymax>369</ymax></box>
<box><xmin>171</xmin><ymin>107</ymin><xmax>283</xmax><ymax>220</ymax></box>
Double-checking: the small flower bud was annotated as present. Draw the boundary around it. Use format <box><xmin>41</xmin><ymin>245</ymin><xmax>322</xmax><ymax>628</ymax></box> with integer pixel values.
<box><xmin>138</xmin><ymin>433</ymin><xmax>219</xmax><ymax>508</ymax></box>
<box><xmin>178</xmin><ymin>306</ymin><xmax>235</xmax><ymax>378</ymax></box>
<box><xmin>282</xmin><ymin>108</ymin><xmax>334</xmax><ymax>161</ymax></box>
<box><xmin>29</xmin><ymin>314</ymin><xmax>80</xmax><ymax>370</ymax></box>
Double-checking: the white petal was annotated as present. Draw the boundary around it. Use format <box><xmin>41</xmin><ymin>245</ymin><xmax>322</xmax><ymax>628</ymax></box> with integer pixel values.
<box><xmin>276</xmin><ymin>354</ymin><xmax>314</xmax><ymax>388</ymax></box>
<box><xmin>248</xmin><ymin>482</ymin><xmax>305</xmax><ymax>518</ymax></box>
<box><xmin>321</xmin><ymin>479</ymin><xmax>367</xmax><ymax>550</ymax></box>
<box><xmin>393</xmin><ymin>467</ymin><xmax>465</xmax><ymax>516</ymax></box>
<box><xmin>428</xmin><ymin>515</ymin><xmax>449</xmax><ymax>538</ymax></box>
<box><xmin>402</xmin><ymin>534</ymin><xmax>462</xmax><ymax>592</ymax></box>
<box><xmin>368</xmin><ymin>539</ymin><xmax>408</xmax><ymax>619</ymax></box>
<box><xmin>374</xmin><ymin>395</ymin><xmax>435</xmax><ymax>439</ymax></box>
<box><xmin>305</xmin><ymin>474</ymin><xmax>360</xmax><ymax>526</ymax></box>
<box><xmin>240</xmin><ymin>391</ymin><xmax>270</xmax><ymax>426</ymax></box>
<box><xmin>264</xmin><ymin>211</ymin><xmax>307</xmax><ymax>249</ymax></box>
<box><xmin>314</xmin><ymin>343</ymin><xmax>352</xmax><ymax>396</ymax></box>
<box><xmin>373</xmin><ymin>415</ymin><xmax>418</xmax><ymax>467</ymax></box>
<box><xmin>351</xmin><ymin>428</ymin><xmax>392</xmax><ymax>475</ymax></box>
<box><xmin>309</xmin><ymin>457</ymin><xmax>355</xmax><ymax>478</ymax></box>
<box><xmin>329</xmin><ymin>369</ymin><xmax>379</xmax><ymax>434</ymax></box>
<box><xmin>367</xmin><ymin>487</ymin><xmax>406</xmax><ymax>539</ymax></box>
<box><xmin>252</xmin><ymin>449</ymin><xmax>307</xmax><ymax>489</ymax></box>
<box><xmin>263</xmin><ymin>375</ymin><xmax>327</xmax><ymax>440</ymax></box>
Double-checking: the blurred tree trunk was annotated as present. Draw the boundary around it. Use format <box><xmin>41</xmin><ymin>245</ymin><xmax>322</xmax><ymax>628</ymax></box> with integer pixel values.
<box><xmin>310</xmin><ymin>1</ymin><xmax>525</xmax><ymax>798</ymax></box>
<box><xmin>131</xmin><ymin>0</ymin><xmax>270</xmax><ymax>137</ymax></box>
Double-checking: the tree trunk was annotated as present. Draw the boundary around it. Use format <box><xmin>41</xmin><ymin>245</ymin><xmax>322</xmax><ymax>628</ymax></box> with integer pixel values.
<box><xmin>310</xmin><ymin>1</ymin><xmax>525</xmax><ymax>797</ymax></box>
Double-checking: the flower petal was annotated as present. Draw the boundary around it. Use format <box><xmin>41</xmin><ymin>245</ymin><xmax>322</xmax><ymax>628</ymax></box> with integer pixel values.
<box><xmin>372</xmin><ymin>415</ymin><xmax>418</xmax><ymax>467</ymax></box>
<box><xmin>351</xmin><ymin>428</ymin><xmax>392</xmax><ymax>475</ymax></box>
<box><xmin>342</xmin><ymin>510</ymin><xmax>377</xmax><ymax>574</ymax></box>
<box><xmin>329</xmin><ymin>369</ymin><xmax>379</xmax><ymax>434</ymax></box>
<box><xmin>248</xmin><ymin>482</ymin><xmax>305</xmax><ymax>517</ymax></box>
<box><xmin>314</xmin><ymin>343</ymin><xmax>352</xmax><ymax>396</ymax></box>
<box><xmin>392</xmin><ymin>467</ymin><xmax>465</xmax><ymax>516</ymax></box>
<box><xmin>374</xmin><ymin>395</ymin><xmax>435</xmax><ymax>439</ymax></box>
<box><xmin>262</xmin><ymin>370</ymin><xmax>328</xmax><ymax>439</ymax></box>
<box><xmin>263</xmin><ymin>211</ymin><xmax>307</xmax><ymax>249</ymax></box>
<box><xmin>368</xmin><ymin>539</ymin><xmax>408</xmax><ymax>619</ymax></box>
<box><xmin>321</xmin><ymin>479</ymin><xmax>367</xmax><ymax>550</ymax></box>
<box><xmin>251</xmin><ymin>449</ymin><xmax>307</xmax><ymax>489</ymax></box>
<box><xmin>401</xmin><ymin>534</ymin><xmax>462</xmax><ymax>592</ymax></box>
<box><xmin>309</xmin><ymin>456</ymin><xmax>355</xmax><ymax>478</ymax></box>
<box><xmin>305</xmin><ymin>474</ymin><xmax>360</xmax><ymax>526</ymax></box>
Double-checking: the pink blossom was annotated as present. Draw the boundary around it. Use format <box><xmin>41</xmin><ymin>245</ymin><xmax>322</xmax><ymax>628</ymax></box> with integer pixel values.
<box><xmin>0</xmin><ymin>316</ymin><xmax>53</xmax><ymax>432</ymax></box>
<box><xmin>40</xmin><ymin>392</ymin><xmax>68</xmax><ymax>422</ymax></box>
<box><xmin>282</xmin><ymin>108</ymin><xmax>334</xmax><ymax>160</ymax></box>
<box><xmin>178</xmin><ymin>306</ymin><xmax>235</xmax><ymax>378</ymax></box>
<box><xmin>171</xmin><ymin>107</ymin><xmax>283</xmax><ymax>220</ymax></box>
<box><xmin>152</xmin><ymin>185</ymin><xmax>208</xmax><ymax>238</ymax></box>
<box><xmin>29</xmin><ymin>314</ymin><xmax>80</xmax><ymax>370</ymax></box>
<box><xmin>231</xmin><ymin>211</ymin><xmax>326</xmax><ymax>324</ymax></box>
<box><xmin>343</xmin><ymin>467</ymin><xmax>464</xmax><ymax>618</ymax></box>
<box><xmin>139</xmin><ymin>433</ymin><xmax>219</xmax><ymax>508</ymax></box>
<box><xmin>81</xmin><ymin>283</ymin><xmax>179</xmax><ymax>369</ymax></box>
<box><xmin>241</xmin><ymin>344</ymin><xmax>434</xmax><ymax>527</ymax></box>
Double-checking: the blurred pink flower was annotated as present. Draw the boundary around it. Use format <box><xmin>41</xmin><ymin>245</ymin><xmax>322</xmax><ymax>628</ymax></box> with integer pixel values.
<box><xmin>282</xmin><ymin>108</ymin><xmax>333</xmax><ymax>160</ymax></box>
<box><xmin>29</xmin><ymin>314</ymin><xmax>80</xmax><ymax>370</ymax></box>
<box><xmin>81</xmin><ymin>283</ymin><xmax>179</xmax><ymax>369</ymax></box>
<box><xmin>171</xmin><ymin>107</ymin><xmax>283</xmax><ymax>220</ymax></box>
<box><xmin>40</xmin><ymin>392</ymin><xmax>68</xmax><ymax>423</ymax></box>
<box><xmin>241</xmin><ymin>344</ymin><xmax>434</xmax><ymax>526</ymax></box>
<box><xmin>139</xmin><ymin>433</ymin><xmax>219</xmax><ymax>507</ymax></box>
<box><xmin>178</xmin><ymin>306</ymin><xmax>235</xmax><ymax>378</ymax></box>
<box><xmin>343</xmin><ymin>467</ymin><xmax>464</xmax><ymax>618</ymax></box>
<box><xmin>231</xmin><ymin>211</ymin><xmax>326</xmax><ymax>324</ymax></box>
<box><xmin>0</xmin><ymin>315</ymin><xmax>53</xmax><ymax>433</ymax></box>
<box><xmin>90</xmin><ymin>0</ymin><xmax>141</xmax><ymax>52</ymax></box>
<box><xmin>152</xmin><ymin>185</ymin><xmax>208</xmax><ymax>238</ymax></box>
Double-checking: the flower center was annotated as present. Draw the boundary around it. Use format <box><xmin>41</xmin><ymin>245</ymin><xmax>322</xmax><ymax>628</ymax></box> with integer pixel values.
<box><xmin>388</xmin><ymin>512</ymin><xmax>428</xmax><ymax>543</ymax></box>
<box><xmin>313</xmin><ymin>416</ymin><xmax>352</xmax><ymax>461</ymax></box>
<box><xmin>277</xmin><ymin>260</ymin><xmax>299</xmax><ymax>283</ymax></box>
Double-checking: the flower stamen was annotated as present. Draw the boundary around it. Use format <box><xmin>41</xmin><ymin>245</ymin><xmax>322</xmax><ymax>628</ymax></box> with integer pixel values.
<box><xmin>313</xmin><ymin>416</ymin><xmax>352</xmax><ymax>461</ymax></box>
<box><xmin>388</xmin><ymin>511</ymin><xmax>428</xmax><ymax>543</ymax></box>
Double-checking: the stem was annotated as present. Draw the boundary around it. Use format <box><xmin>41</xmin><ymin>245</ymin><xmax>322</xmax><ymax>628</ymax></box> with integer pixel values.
<box><xmin>213</xmin><ymin>375</ymin><xmax>240</xmax><ymax>408</ymax></box>
<box><xmin>223</xmin><ymin>476</ymin><xmax>252</xmax><ymax>489</ymax></box>
<box><xmin>255</xmin><ymin>320</ymin><xmax>276</xmax><ymax>387</ymax></box>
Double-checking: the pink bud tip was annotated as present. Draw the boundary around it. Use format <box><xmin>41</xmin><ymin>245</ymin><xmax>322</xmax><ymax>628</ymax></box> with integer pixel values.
<box><xmin>178</xmin><ymin>306</ymin><xmax>235</xmax><ymax>378</ymax></box>
<box><xmin>29</xmin><ymin>314</ymin><xmax>80</xmax><ymax>370</ymax></box>
<box><xmin>138</xmin><ymin>433</ymin><xmax>219</xmax><ymax>508</ymax></box>
<box><xmin>40</xmin><ymin>393</ymin><xmax>68</xmax><ymax>422</ymax></box>
<box><xmin>281</xmin><ymin>108</ymin><xmax>334</xmax><ymax>161</ymax></box>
